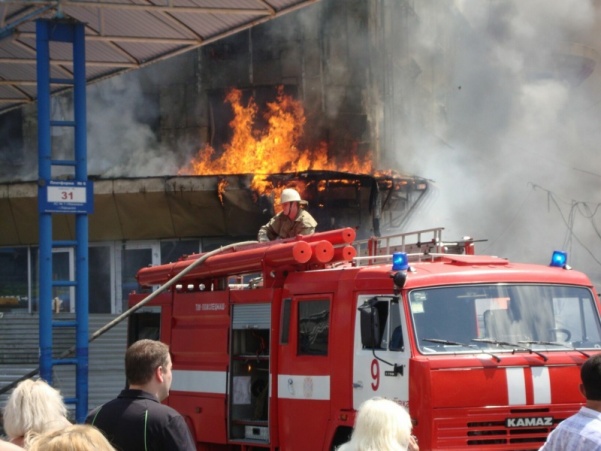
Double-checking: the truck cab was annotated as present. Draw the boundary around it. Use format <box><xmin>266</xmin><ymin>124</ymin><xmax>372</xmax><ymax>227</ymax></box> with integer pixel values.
<box><xmin>128</xmin><ymin>228</ymin><xmax>601</xmax><ymax>450</ymax></box>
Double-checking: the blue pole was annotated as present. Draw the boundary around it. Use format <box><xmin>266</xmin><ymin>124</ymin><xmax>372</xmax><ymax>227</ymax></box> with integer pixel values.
<box><xmin>73</xmin><ymin>21</ymin><xmax>89</xmax><ymax>423</ymax></box>
<box><xmin>36</xmin><ymin>19</ymin><xmax>53</xmax><ymax>385</ymax></box>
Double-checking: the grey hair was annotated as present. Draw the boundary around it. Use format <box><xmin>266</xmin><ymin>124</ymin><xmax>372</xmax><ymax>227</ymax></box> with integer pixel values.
<box><xmin>337</xmin><ymin>398</ymin><xmax>412</xmax><ymax>451</ymax></box>
<box><xmin>3</xmin><ymin>379</ymin><xmax>71</xmax><ymax>447</ymax></box>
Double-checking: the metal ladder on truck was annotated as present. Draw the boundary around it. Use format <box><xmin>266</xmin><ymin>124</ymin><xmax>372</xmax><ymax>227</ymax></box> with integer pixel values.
<box><xmin>353</xmin><ymin>227</ymin><xmax>479</xmax><ymax>266</ymax></box>
<box><xmin>36</xmin><ymin>18</ymin><xmax>91</xmax><ymax>423</ymax></box>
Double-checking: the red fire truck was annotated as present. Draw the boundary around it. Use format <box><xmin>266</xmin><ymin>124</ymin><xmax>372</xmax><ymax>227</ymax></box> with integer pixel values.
<box><xmin>128</xmin><ymin>227</ymin><xmax>601</xmax><ymax>450</ymax></box>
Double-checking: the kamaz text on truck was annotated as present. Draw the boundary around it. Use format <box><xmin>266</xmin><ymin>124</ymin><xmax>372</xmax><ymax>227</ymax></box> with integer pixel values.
<box><xmin>126</xmin><ymin>227</ymin><xmax>601</xmax><ymax>450</ymax></box>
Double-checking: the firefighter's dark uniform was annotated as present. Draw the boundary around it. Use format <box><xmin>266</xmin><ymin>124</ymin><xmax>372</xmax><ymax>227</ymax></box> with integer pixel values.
<box><xmin>86</xmin><ymin>389</ymin><xmax>195</xmax><ymax>451</ymax></box>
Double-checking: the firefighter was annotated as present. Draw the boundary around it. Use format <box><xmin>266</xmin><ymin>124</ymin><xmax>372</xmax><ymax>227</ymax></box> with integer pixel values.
<box><xmin>257</xmin><ymin>188</ymin><xmax>317</xmax><ymax>242</ymax></box>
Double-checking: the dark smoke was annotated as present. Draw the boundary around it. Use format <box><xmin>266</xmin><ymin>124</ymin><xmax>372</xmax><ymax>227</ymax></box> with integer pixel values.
<box><xmin>385</xmin><ymin>0</ymin><xmax>601</xmax><ymax>284</ymax></box>
<box><xmin>0</xmin><ymin>0</ymin><xmax>599</xmax><ymax>284</ymax></box>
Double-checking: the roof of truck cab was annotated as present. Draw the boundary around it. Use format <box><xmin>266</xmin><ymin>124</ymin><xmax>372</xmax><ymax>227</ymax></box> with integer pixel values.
<box><xmin>347</xmin><ymin>254</ymin><xmax>595</xmax><ymax>290</ymax></box>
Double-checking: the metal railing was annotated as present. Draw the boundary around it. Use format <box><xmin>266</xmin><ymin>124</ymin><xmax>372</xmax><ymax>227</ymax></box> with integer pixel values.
<box><xmin>354</xmin><ymin>227</ymin><xmax>446</xmax><ymax>263</ymax></box>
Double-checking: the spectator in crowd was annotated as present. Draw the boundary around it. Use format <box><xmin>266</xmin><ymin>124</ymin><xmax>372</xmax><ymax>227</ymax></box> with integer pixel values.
<box><xmin>337</xmin><ymin>397</ymin><xmax>418</xmax><ymax>451</ymax></box>
<box><xmin>0</xmin><ymin>439</ymin><xmax>23</xmax><ymax>450</ymax></box>
<box><xmin>28</xmin><ymin>424</ymin><xmax>115</xmax><ymax>451</ymax></box>
<box><xmin>86</xmin><ymin>339</ymin><xmax>195</xmax><ymax>451</ymax></box>
<box><xmin>258</xmin><ymin>188</ymin><xmax>317</xmax><ymax>241</ymax></box>
<box><xmin>539</xmin><ymin>353</ymin><xmax>601</xmax><ymax>450</ymax></box>
<box><xmin>3</xmin><ymin>378</ymin><xmax>71</xmax><ymax>448</ymax></box>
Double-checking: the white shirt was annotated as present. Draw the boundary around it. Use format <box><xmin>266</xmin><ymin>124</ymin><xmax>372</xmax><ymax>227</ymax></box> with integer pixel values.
<box><xmin>539</xmin><ymin>407</ymin><xmax>601</xmax><ymax>451</ymax></box>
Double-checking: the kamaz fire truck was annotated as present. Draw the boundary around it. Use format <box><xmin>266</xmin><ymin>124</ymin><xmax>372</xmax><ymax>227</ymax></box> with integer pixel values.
<box><xmin>127</xmin><ymin>227</ymin><xmax>601</xmax><ymax>450</ymax></box>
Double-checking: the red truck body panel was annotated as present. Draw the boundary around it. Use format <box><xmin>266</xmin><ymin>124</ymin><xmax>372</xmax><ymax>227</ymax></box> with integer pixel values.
<box><xmin>128</xmin><ymin>228</ymin><xmax>601</xmax><ymax>450</ymax></box>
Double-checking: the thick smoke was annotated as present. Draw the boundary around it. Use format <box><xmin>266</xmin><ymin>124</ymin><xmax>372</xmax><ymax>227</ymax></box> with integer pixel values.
<box><xmin>0</xmin><ymin>71</ymin><xmax>181</xmax><ymax>182</ymax></box>
<box><xmin>86</xmin><ymin>73</ymin><xmax>179</xmax><ymax>177</ymax></box>
<box><xmin>389</xmin><ymin>0</ymin><xmax>601</xmax><ymax>283</ymax></box>
<box><xmin>0</xmin><ymin>0</ymin><xmax>599</xmax><ymax>283</ymax></box>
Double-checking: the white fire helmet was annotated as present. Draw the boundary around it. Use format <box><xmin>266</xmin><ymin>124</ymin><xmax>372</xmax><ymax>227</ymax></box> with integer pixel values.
<box><xmin>280</xmin><ymin>188</ymin><xmax>307</xmax><ymax>205</ymax></box>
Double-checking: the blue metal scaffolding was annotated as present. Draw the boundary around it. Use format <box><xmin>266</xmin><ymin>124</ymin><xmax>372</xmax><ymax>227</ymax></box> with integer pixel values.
<box><xmin>36</xmin><ymin>19</ymin><xmax>90</xmax><ymax>423</ymax></box>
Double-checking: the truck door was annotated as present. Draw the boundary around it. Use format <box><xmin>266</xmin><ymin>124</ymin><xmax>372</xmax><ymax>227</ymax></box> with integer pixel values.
<box><xmin>352</xmin><ymin>295</ymin><xmax>411</xmax><ymax>409</ymax></box>
<box><xmin>278</xmin><ymin>294</ymin><xmax>333</xmax><ymax>450</ymax></box>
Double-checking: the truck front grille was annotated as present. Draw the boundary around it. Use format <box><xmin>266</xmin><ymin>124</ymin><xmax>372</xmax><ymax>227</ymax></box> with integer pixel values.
<box><xmin>466</xmin><ymin>419</ymin><xmax>553</xmax><ymax>447</ymax></box>
<box><xmin>432</xmin><ymin>407</ymin><xmax>566</xmax><ymax>450</ymax></box>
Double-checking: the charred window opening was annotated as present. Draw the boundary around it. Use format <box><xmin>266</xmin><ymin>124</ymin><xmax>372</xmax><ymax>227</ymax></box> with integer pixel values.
<box><xmin>0</xmin><ymin>109</ymin><xmax>24</xmax><ymax>181</ymax></box>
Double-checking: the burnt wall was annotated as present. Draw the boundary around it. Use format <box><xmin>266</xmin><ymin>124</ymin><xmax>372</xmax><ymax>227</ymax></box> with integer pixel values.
<box><xmin>152</xmin><ymin>0</ymin><xmax>375</xmax><ymax>167</ymax></box>
<box><xmin>0</xmin><ymin>0</ymin><xmax>425</xmax><ymax>182</ymax></box>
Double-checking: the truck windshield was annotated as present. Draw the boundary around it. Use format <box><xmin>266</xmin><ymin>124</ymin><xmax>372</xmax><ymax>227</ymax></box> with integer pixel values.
<box><xmin>410</xmin><ymin>284</ymin><xmax>601</xmax><ymax>355</ymax></box>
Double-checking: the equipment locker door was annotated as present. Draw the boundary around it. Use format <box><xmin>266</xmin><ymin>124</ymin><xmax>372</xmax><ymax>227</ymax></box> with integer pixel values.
<box><xmin>277</xmin><ymin>294</ymin><xmax>332</xmax><ymax>450</ymax></box>
<box><xmin>228</xmin><ymin>303</ymin><xmax>271</xmax><ymax>444</ymax></box>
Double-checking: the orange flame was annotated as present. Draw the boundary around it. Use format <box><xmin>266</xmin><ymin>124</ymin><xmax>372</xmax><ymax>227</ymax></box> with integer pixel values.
<box><xmin>217</xmin><ymin>179</ymin><xmax>228</xmax><ymax>205</ymax></box>
<box><xmin>179</xmin><ymin>87</ymin><xmax>375</xmax><ymax>200</ymax></box>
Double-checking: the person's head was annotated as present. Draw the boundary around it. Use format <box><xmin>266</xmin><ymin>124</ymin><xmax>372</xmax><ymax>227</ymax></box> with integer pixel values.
<box><xmin>279</xmin><ymin>188</ymin><xmax>307</xmax><ymax>220</ymax></box>
<box><xmin>343</xmin><ymin>397</ymin><xmax>412</xmax><ymax>451</ymax></box>
<box><xmin>125</xmin><ymin>339</ymin><xmax>173</xmax><ymax>401</ymax></box>
<box><xmin>28</xmin><ymin>424</ymin><xmax>115</xmax><ymax>451</ymax></box>
<box><xmin>3</xmin><ymin>378</ymin><xmax>70</xmax><ymax>447</ymax></box>
<box><xmin>580</xmin><ymin>353</ymin><xmax>601</xmax><ymax>400</ymax></box>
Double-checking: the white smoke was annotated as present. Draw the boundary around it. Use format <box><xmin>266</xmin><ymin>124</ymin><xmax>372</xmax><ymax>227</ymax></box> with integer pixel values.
<box><xmin>393</xmin><ymin>0</ymin><xmax>601</xmax><ymax>283</ymax></box>
<box><xmin>1</xmin><ymin>0</ymin><xmax>599</xmax><ymax>284</ymax></box>
<box><xmin>86</xmin><ymin>73</ymin><xmax>180</xmax><ymax>178</ymax></box>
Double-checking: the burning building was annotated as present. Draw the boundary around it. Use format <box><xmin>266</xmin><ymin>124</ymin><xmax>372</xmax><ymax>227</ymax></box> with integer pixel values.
<box><xmin>0</xmin><ymin>85</ymin><xmax>429</xmax><ymax>313</ymax></box>
<box><xmin>0</xmin><ymin>0</ymin><xmax>433</xmax><ymax>416</ymax></box>
<box><xmin>0</xmin><ymin>79</ymin><xmax>428</xmax><ymax>415</ymax></box>
<box><xmin>172</xmin><ymin>86</ymin><xmax>429</xmax><ymax>239</ymax></box>
<box><xmin>1</xmin><ymin>0</ymin><xmax>599</xmax><ymax>422</ymax></box>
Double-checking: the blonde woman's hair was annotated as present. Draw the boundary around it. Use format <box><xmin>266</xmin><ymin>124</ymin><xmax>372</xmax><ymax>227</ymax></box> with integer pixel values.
<box><xmin>3</xmin><ymin>378</ymin><xmax>71</xmax><ymax>447</ymax></box>
<box><xmin>28</xmin><ymin>424</ymin><xmax>116</xmax><ymax>451</ymax></box>
<box><xmin>338</xmin><ymin>397</ymin><xmax>412</xmax><ymax>451</ymax></box>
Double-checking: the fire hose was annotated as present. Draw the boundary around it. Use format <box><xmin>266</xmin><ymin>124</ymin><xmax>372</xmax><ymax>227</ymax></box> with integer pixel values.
<box><xmin>0</xmin><ymin>240</ymin><xmax>258</xmax><ymax>397</ymax></box>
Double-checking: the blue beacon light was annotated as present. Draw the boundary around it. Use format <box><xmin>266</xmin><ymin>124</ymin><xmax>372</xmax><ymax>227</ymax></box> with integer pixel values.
<box><xmin>392</xmin><ymin>252</ymin><xmax>409</xmax><ymax>271</ymax></box>
<box><xmin>550</xmin><ymin>250</ymin><xmax>568</xmax><ymax>268</ymax></box>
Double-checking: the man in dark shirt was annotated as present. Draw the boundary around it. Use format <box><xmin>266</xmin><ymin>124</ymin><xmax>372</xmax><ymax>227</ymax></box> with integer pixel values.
<box><xmin>86</xmin><ymin>339</ymin><xmax>195</xmax><ymax>451</ymax></box>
